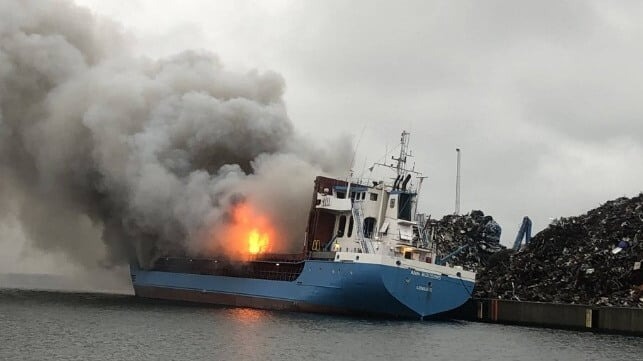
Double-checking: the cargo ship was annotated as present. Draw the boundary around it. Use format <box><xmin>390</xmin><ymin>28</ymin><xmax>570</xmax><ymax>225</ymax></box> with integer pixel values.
<box><xmin>130</xmin><ymin>132</ymin><xmax>475</xmax><ymax>319</ymax></box>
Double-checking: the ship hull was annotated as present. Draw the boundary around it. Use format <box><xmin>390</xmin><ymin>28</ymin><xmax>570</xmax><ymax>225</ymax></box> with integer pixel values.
<box><xmin>130</xmin><ymin>258</ymin><xmax>474</xmax><ymax>319</ymax></box>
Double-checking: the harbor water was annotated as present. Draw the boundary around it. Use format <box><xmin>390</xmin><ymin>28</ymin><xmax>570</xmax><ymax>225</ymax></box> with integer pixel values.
<box><xmin>1</xmin><ymin>289</ymin><xmax>640</xmax><ymax>361</ymax></box>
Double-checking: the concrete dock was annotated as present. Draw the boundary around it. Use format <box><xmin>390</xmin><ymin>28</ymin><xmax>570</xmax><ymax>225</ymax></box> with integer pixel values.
<box><xmin>447</xmin><ymin>298</ymin><xmax>643</xmax><ymax>336</ymax></box>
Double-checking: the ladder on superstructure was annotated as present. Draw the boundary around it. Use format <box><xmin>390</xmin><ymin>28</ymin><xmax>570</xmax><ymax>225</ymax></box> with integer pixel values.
<box><xmin>352</xmin><ymin>201</ymin><xmax>373</xmax><ymax>253</ymax></box>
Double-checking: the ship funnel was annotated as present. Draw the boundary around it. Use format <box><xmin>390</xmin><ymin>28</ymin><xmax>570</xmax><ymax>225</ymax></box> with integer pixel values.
<box><xmin>401</xmin><ymin>174</ymin><xmax>412</xmax><ymax>190</ymax></box>
<box><xmin>393</xmin><ymin>175</ymin><xmax>401</xmax><ymax>190</ymax></box>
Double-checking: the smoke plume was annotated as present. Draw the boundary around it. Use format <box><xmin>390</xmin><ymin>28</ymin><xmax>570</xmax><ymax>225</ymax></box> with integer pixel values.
<box><xmin>0</xmin><ymin>0</ymin><xmax>350</xmax><ymax>268</ymax></box>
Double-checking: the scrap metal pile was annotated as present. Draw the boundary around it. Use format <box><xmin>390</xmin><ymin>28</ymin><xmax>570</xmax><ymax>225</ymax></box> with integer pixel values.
<box><xmin>430</xmin><ymin>210</ymin><xmax>506</xmax><ymax>271</ymax></box>
<box><xmin>475</xmin><ymin>194</ymin><xmax>643</xmax><ymax>307</ymax></box>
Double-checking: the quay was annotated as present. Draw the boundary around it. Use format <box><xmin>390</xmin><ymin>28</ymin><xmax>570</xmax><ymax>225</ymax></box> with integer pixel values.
<box><xmin>447</xmin><ymin>298</ymin><xmax>643</xmax><ymax>336</ymax></box>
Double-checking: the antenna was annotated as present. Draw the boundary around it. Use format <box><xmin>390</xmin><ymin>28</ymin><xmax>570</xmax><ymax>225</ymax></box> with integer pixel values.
<box><xmin>369</xmin><ymin>131</ymin><xmax>421</xmax><ymax>186</ymax></box>
<box><xmin>455</xmin><ymin>148</ymin><xmax>461</xmax><ymax>215</ymax></box>
<box><xmin>347</xmin><ymin>126</ymin><xmax>367</xmax><ymax>195</ymax></box>
<box><xmin>391</xmin><ymin>130</ymin><xmax>410</xmax><ymax>177</ymax></box>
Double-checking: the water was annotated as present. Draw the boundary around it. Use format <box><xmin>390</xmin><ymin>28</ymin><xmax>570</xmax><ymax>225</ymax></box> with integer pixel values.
<box><xmin>1</xmin><ymin>289</ymin><xmax>640</xmax><ymax>361</ymax></box>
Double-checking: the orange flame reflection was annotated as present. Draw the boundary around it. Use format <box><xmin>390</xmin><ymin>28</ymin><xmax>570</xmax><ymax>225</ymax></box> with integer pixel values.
<box><xmin>228</xmin><ymin>203</ymin><xmax>274</xmax><ymax>257</ymax></box>
<box><xmin>229</xmin><ymin>307</ymin><xmax>265</xmax><ymax>323</ymax></box>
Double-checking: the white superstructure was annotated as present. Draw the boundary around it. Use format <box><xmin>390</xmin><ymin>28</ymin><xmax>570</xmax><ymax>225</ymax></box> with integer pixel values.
<box><xmin>309</xmin><ymin>131</ymin><xmax>475</xmax><ymax>283</ymax></box>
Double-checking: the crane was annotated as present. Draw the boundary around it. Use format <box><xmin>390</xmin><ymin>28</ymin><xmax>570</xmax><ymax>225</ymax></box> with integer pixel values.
<box><xmin>513</xmin><ymin>216</ymin><xmax>532</xmax><ymax>250</ymax></box>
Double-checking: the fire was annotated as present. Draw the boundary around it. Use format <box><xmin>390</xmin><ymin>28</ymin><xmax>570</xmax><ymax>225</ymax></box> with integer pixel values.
<box><xmin>226</xmin><ymin>203</ymin><xmax>274</xmax><ymax>257</ymax></box>
<box><xmin>247</xmin><ymin>229</ymin><xmax>269</xmax><ymax>254</ymax></box>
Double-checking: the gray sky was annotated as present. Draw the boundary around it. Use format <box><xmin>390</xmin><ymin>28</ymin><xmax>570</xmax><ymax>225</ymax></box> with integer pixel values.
<box><xmin>71</xmin><ymin>0</ymin><xmax>643</xmax><ymax>244</ymax></box>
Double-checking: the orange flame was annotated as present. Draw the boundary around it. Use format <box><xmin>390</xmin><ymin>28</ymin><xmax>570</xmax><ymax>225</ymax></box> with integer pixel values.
<box><xmin>247</xmin><ymin>229</ymin><xmax>269</xmax><ymax>254</ymax></box>
<box><xmin>227</xmin><ymin>203</ymin><xmax>274</xmax><ymax>257</ymax></box>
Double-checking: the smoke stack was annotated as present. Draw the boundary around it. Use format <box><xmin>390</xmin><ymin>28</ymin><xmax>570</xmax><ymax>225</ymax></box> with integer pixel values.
<box><xmin>393</xmin><ymin>175</ymin><xmax>401</xmax><ymax>190</ymax></box>
<box><xmin>401</xmin><ymin>174</ymin><xmax>412</xmax><ymax>191</ymax></box>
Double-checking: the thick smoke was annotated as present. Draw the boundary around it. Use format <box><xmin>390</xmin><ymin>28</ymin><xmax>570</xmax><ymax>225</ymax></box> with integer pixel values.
<box><xmin>0</xmin><ymin>0</ymin><xmax>351</xmax><ymax>269</ymax></box>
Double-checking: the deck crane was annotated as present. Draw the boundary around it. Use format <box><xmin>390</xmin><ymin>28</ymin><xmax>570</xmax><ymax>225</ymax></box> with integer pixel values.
<box><xmin>513</xmin><ymin>216</ymin><xmax>532</xmax><ymax>250</ymax></box>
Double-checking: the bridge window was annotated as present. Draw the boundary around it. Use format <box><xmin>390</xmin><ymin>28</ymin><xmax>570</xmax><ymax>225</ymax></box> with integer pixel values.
<box><xmin>370</xmin><ymin>193</ymin><xmax>378</xmax><ymax>201</ymax></box>
<box><xmin>390</xmin><ymin>198</ymin><xmax>396</xmax><ymax>208</ymax></box>
<box><xmin>350</xmin><ymin>192</ymin><xmax>366</xmax><ymax>201</ymax></box>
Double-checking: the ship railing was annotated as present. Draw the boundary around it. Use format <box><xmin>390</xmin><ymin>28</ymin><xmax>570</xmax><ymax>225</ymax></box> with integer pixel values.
<box><xmin>246</xmin><ymin>253</ymin><xmax>307</xmax><ymax>262</ymax></box>
<box><xmin>255</xmin><ymin>270</ymin><xmax>301</xmax><ymax>282</ymax></box>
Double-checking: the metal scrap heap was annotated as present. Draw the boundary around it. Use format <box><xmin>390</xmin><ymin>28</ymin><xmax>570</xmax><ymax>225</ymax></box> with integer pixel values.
<box><xmin>430</xmin><ymin>210</ymin><xmax>506</xmax><ymax>271</ymax></box>
<box><xmin>475</xmin><ymin>194</ymin><xmax>643</xmax><ymax>307</ymax></box>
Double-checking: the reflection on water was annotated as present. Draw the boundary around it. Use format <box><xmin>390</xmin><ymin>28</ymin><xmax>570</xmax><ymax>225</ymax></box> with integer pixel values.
<box><xmin>226</xmin><ymin>307</ymin><xmax>270</xmax><ymax>360</ymax></box>
<box><xmin>228</xmin><ymin>307</ymin><xmax>266</xmax><ymax>323</ymax></box>
<box><xmin>1</xmin><ymin>290</ymin><xmax>641</xmax><ymax>361</ymax></box>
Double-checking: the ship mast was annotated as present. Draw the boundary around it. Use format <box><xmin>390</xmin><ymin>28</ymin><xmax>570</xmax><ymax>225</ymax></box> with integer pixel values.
<box><xmin>369</xmin><ymin>130</ymin><xmax>422</xmax><ymax>243</ymax></box>
<box><xmin>370</xmin><ymin>130</ymin><xmax>420</xmax><ymax>186</ymax></box>
<box><xmin>391</xmin><ymin>131</ymin><xmax>410</xmax><ymax>177</ymax></box>
<box><xmin>455</xmin><ymin>148</ymin><xmax>461</xmax><ymax>215</ymax></box>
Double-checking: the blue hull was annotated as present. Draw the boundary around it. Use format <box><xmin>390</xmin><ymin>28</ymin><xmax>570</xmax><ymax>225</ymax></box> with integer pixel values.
<box><xmin>130</xmin><ymin>260</ymin><xmax>474</xmax><ymax>319</ymax></box>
